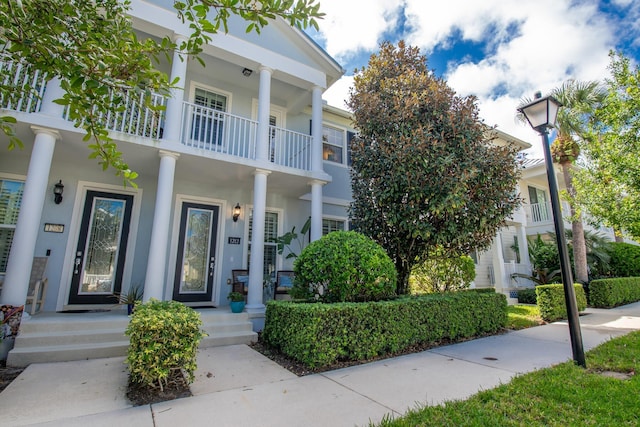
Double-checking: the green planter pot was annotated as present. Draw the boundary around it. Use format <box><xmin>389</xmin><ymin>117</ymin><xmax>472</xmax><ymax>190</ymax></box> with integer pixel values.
<box><xmin>230</xmin><ymin>301</ymin><xmax>245</xmax><ymax>313</ymax></box>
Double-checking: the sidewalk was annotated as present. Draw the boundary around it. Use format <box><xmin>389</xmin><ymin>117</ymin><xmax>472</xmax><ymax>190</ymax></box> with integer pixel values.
<box><xmin>1</xmin><ymin>302</ymin><xmax>639</xmax><ymax>427</ymax></box>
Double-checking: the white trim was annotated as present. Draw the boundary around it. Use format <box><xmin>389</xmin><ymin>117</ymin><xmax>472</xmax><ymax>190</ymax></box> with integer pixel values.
<box><xmin>251</xmin><ymin>99</ymin><xmax>287</xmax><ymax>128</ymax></box>
<box><xmin>322</xmin><ymin>215</ymin><xmax>348</xmax><ymax>235</ymax></box>
<box><xmin>57</xmin><ymin>181</ymin><xmax>142</xmax><ymax>311</ymax></box>
<box><xmin>167</xmin><ymin>194</ymin><xmax>227</xmax><ymax>306</ymax></box>
<box><xmin>299</xmin><ymin>193</ymin><xmax>351</xmax><ymax>207</ymax></box>
<box><xmin>321</xmin><ymin>123</ymin><xmax>348</xmax><ymax>166</ymax></box>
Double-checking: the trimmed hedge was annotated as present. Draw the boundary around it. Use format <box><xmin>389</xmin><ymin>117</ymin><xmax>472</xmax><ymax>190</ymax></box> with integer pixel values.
<box><xmin>589</xmin><ymin>277</ymin><xmax>640</xmax><ymax>308</ymax></box>
<box><xmin>262</xmin><ymin>291</ymin><xmax>507</xmax><ymax>367</ymax></box>
<box><xmin>605</xmin><ymin>242</ymin><xmax>640</xmax><ymax>278</ymax></box>
<box><xmin>536</xmin><ymin>284</ymin><xmax>587</xmax><ymax>322</ymax></box>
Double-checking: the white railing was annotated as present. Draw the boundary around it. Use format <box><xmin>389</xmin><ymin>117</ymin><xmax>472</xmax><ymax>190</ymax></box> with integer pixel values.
<box><xmin>269</xmin><ymin>126</ymin><xmax>311</xmax><ymax>170</ymax></box>
<box><xmin>0</xmin><ymin>61</ymin><xmax>47</xmax><ymax>113</ymax></box>
<box><xmin>181</xmin><ymin>101</ymin><xmax>257</xmax><ymax>159</ymax></box>
<box><xmin>526</xmin><ymin>201</ymin><xmax>552</xmax><ymax>223</ymax></box>
<box><xmin>64</xmin><ymin>88</ymin><xmax>166</xmax><ymax>139</ymax></box>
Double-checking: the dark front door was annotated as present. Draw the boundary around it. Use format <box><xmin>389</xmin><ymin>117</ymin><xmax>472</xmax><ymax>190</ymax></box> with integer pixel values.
<box><xmin>68</xmin><ymin>191</ymin><xmax>133</xmax><ymax>304</ymax></box>
<box><xmin>173</xmin><ymin>202</ymin><xmax>219</xmax><ymax>303</ymax></box>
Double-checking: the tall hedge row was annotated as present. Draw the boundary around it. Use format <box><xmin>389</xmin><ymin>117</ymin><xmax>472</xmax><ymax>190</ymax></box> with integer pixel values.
<box><xmin>536</xmin><ymin>284</ymin><xmax>587</xmax><ymax>322</ymax></box>
<box><xmin>589</xmin><ymin>277</ymin><xmax>640</xmax><ymax>308</ymax></box>
<box><xmin>262</xmin><ymin>291</ymin><xmax>507</xmax><ymax>367</ymax></box>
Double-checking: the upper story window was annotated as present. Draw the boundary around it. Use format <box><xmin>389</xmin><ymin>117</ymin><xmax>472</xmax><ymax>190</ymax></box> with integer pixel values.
<box><xmin>190</xmin><ymin>88</ymin><xmax>228</xmax><ymax>146</ymax></box>
<box><xmin>0</xmin><ymin>178</ymin><xmax>24</xmax><ymax>273</ymax></box>
<box><xmin>322</xmin><ymin>125</ymin><xmax>344</xmax><ymax>164</ymax></box>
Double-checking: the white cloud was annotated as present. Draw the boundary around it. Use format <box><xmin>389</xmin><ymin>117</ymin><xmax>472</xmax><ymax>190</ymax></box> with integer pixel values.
<box><xmin>312</xmin><ymin>0</ymin><xmax>637</xmax><ymax>156</ymax></box>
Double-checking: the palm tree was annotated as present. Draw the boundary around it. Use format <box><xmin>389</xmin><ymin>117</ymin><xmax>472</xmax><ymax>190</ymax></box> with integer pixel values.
<box><xmin>518</xmin><ymin>80</ymin><xmax>606</xmax><ymax>284</ymax></box>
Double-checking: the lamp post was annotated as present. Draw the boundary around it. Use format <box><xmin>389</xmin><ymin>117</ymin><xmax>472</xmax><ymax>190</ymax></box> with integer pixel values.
<box><xmin>518</xmin><ymin>92</ymin><xmax>586</xmax><ymax>367</ymax></box>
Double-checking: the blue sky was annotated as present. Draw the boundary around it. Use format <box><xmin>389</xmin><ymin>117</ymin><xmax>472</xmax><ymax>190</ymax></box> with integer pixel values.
<box><xmin>305</xmin><ymin>0</ymin><xmax>640</xmax><ymax>157</ymax></box>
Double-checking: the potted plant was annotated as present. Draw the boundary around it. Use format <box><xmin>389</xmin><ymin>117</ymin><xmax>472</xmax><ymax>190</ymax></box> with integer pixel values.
<box><xmin>113</xmin><ymin>285</ymin><xmax>144</xmax><ymax>315</ymax></box>
<box><xmin>227</xmin><ymin>291</ymin><xmax>245</xmax><ymax>313</ymax></box>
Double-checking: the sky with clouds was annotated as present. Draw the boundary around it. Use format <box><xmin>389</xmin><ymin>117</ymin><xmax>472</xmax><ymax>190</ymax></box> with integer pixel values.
<box><xmin>305</xmin><ymin>0</ymin><xmax>640</xmax><ymax>157</ymax></box>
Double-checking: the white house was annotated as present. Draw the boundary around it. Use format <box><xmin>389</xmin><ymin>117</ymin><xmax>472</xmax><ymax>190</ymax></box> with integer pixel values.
<box><xmin>0</xmin><ymin>0</ymin><xmax>549</xmax><ymax>364</ymax></box>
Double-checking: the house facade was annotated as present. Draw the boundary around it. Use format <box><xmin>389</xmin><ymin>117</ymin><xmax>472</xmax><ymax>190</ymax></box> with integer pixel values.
<box><xmin>0</xmin><ymin>0</ymin><xmax>351</xmax><ymax>328</ymax></box>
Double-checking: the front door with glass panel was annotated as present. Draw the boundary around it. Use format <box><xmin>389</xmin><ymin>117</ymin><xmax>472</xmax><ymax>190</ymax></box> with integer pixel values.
<box><xmin>173</xmin><ymin>202</ymin><xmax>219</xmax><ymax>303</ymax></box>
<box><xmin>68</xmin><ymin>191</ymin><xmax>133</xmax><ymax>304</ymax></box>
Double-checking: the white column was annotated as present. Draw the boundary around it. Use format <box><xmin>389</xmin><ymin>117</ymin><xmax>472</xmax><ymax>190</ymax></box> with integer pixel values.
<box><xmin>309</xmin><ymin>180</ymin><xmax>324</xmax><ymax>242</ymax></box>
<box><xmin>246</xmin><ymin>169</ymin><xmax>271</xmax><ymax>312</ymax></box>
<box><xmin>311</xmin><ymin>86</ymin><xmax>323</xmax><ymax>173</ymax></box>
<box><xmin>143</xmin><ymin>150</ymin><xmax>179</xmax><ymax>301</ymax></box>
<box><xmin>516</xmin><ymin>224</ymin><xmax>531</xmax><ymax>269</ymax></box>
<box><xmin>39</xmin><ymin>77</ymin><xmax>66</xmax><ymax>117</ymax></box>
<box><xmin>255</xmin><ymin>66</ymin><xmax>272</xmax><ymax>162</ymax></box>
<box><xmin>0</xmin><ymin>127</ymin><xmax>58</xmax><ymax>306</ymax></box>
<box><xmin>162</xmin><ymin>34</ymin><xmax>189</xmax><ymax>143</ymax></box>
<box><xmin>491</xmin><ymin>232</ymin><xmax>507</xmax><ymax>293</ymax></box>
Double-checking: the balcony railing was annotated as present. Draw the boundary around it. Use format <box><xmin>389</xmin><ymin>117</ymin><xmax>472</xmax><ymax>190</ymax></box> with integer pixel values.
<box><xmin>526</xmin><ymin>201</ymin><xmax>552</xmax><ymax>223</ymax></box>
<box><xmin>0</xmin><ymin>61</ymin><xmax>46</xmax><ymax>113</ymax></box>
<box><xmin>181</xmin><ymin>101</ymin><xmax>312</xmax><ymax>171</ymax></box>
<box><xmin>2</xmin><ymin>65</ymin><xmax>313</xmax><ymax>172</ymax></box>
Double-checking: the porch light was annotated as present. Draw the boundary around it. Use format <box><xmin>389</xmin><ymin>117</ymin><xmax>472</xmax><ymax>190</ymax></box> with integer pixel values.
<box><xmin>518</xmin><ymin>92</ymin><xmax>586</xmax><ymax>368</ymax></box>
<box><xmin>53</xmin><ymin>180</ymin><xmax>64</xmax><ymax>204</ymax></box>
<box><xmin>242</xmin><ymin>68</ymin><xmax>253</xmax><ymax>77</ymax></box>
<box><xmin>232</xmin><ymin>203</ymin><xmax>241</xmax><ymax>222</ymax></box>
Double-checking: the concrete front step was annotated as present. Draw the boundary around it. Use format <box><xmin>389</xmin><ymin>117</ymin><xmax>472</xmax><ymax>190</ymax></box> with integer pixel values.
<box><xmin>7</xmin><ymin>309</ymin><xmax>257</xmax><ymax>367</ymax></box>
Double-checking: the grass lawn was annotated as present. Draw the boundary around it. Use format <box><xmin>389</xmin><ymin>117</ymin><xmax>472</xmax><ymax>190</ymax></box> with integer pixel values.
<box><xmin>376</xmin><ymin>330</ymin><xmax>640</xmax><ymax>426</ymax></box>
<box><xmin>506</xmin><ymin>304</ymin><xmax>545</xmax><ymax>330</ymax></box>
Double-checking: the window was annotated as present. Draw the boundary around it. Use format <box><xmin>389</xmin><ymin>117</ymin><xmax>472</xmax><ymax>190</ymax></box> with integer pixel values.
<box><xmin>322</xmin><ymin>218</ymin><xmax>345</xmax><ymax>235</ymax></box>
<box><xmin>191</xmin><ymin>88</ymin><xmax>227</xmax><ymax>145</ymax></box>
<box><xmin>247</xmin><ymin>211</ymin><xmax>279</xmax><ymax>280</ymax></box>
<box><xmin>322</xmin><ymin>125</ymin><xmax>344</xmax><ymax>163</ymax></box>
<box><xmin>469</xmin><ymin>250</ymin><xmax>479</xmax><ymax>265</ymax></box>
<box><xmin>528</xmin><ymin>186</ymin><xmax>550</xmax><ymax>222</ymax></box>
<box><xmin>0</xmin><ymin>179</ymin><xmax>24</xmax><ymax>273</ymax></box>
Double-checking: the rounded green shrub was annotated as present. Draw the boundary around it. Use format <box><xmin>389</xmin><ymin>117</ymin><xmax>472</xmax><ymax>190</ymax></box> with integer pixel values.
<box><xmin>517</xmin><ymin>288</ymin><xmax>537</xmax><ymax>304</ymax></box>
<box><xmin>291</xmin><ymin>231</ymin><xmax>397</xmax><ymax>302</ymax></box>
<box><xmin>125</xmin><ymin>299</ymin><xmax>205</xmax><ymax>389</ymax></box>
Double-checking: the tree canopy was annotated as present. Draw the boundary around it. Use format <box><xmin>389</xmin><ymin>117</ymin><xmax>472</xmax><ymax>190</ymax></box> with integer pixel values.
<box><xmin>573</xmin><ymin>52</ymin><xmax>640</xmax><ymax>239</ymax></box>
<box><xmin>0</xmin><ymin>0</ymin><xmax>323</xmax><ymax>185</ymax></box>
<box><xmin>347</xmin><ymin>41</ymin><xmax>521</xmax><ymax>294</ymax></box>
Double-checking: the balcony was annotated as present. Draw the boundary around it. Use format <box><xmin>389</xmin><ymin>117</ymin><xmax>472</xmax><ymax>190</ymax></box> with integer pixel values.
<box><xmin>1</xmin><ymin>65</ymin><xmax>312</xmax><ymax>172</ymax></box>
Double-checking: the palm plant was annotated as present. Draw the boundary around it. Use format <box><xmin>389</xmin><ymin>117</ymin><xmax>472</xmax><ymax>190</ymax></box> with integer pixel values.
<box><xmin>517</xmin><ymin>80</ymin><xmax>607</xmax><ymax>284</ymax></box>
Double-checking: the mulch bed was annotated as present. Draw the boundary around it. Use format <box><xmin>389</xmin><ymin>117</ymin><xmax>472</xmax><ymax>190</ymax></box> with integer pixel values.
<box><xmin>0</xmin><ymin>361</ymin><xmax>24</xmax><ymax>393</ymax></box>
<box><xmin>126</xmin><ymin>369</ymin><xmax>192</xmax><ymax>406</ymax></box>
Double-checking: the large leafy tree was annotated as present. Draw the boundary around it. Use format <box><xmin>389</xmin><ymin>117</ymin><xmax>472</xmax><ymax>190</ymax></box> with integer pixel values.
<box><xmin>574</xmin><ymin>52</ymin><xmax>640</xmax><ymax>240</ymax></box>
<box><xmin>347</xmin><ymin>41</ymin><xmax>521</xmax><ymax>294</ymax></box>
<box><xmin>0</xmin><ymin>0</ymin><xmax>322</xmax><ymax>184</ymax></box>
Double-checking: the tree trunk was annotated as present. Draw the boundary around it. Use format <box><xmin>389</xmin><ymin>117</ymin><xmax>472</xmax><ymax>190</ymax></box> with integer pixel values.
<box><xmin>562</xmin><ymin>163</ymin><xmax>589</xmax><ymax>283</ymax></box>
<box><xmin>395</xmin><ymin>258</ymin><xmax>411</xmax><ymax>295</ymax></box>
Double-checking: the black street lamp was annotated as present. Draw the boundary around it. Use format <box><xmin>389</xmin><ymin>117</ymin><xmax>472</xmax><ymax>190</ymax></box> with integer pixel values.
<box><xmin>518</xmin><ymin>92</ymin><xmax>586</xmax><ymax>367</ymax></box>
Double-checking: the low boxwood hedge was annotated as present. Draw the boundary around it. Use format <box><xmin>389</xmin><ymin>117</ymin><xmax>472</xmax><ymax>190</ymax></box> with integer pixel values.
<box><xmin>589</xmin><ymin>277</ymin><xmax>640</xmax><ymax>308</ymax></box>
<box><xmin>262</xmin><ymin>290</ymin><xmax>507</xmax><ymax>368</ymax></box>
<box><xmin>517</xmin><ymin>288</ymin><xmax>537</xmax><ymax>304</ymax></box>
<box><xmin>536</xmin><ymin>284</ymin><xmax>587</xmax><ymax>322</ymax></box>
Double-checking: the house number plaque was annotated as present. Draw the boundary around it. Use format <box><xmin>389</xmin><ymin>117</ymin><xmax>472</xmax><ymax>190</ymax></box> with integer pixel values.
<box><xmin>228</xmin><ymin>237</ymin><xmax>241</xmax><ymax>245</ymax></box>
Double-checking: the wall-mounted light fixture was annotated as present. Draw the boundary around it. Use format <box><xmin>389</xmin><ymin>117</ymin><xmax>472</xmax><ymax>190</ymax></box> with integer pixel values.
<box><xmin>232</xmin><ymin>203</ymin><xmax>241</xmax><ymax>222</ymax></box>
<box><xmin>242</xmin><ymin>68</ymin><xmax>253</xmax><ymax>77</ymax></box>
<box><xmin>53</xmin><ymin>180</ymin><xmax>64</xmax><ymax>204</ymax></box>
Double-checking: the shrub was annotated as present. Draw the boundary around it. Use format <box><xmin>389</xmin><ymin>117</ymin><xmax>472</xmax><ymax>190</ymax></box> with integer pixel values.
<box><xmin>125</xmin><ymin>299</ymin><xmax>206</xmax><ymax>390</ymax></box>
<box><xmin>517</xmin><ymin>288</ymin><xmax>537</xmax><ymax>304</ymax></box>
<box><xmin>410</xmin><ymin>250</ymin><xmax>476</xmax><ymax>293</ymax></box>
<box><xmin>604</xmin><ymin>242</ymin><xmax>640</xmax><ymax>278</ymax></box>
<box><xmin>589</xmin><ymin>277</ymin><xmax>640</xmax><ymax>308</ymax></box>
<box><xmin>536</xmin><ymin>284</ymin><xmax>587</xmax><ymax>322</ymax></box>
<box><xmin>291</xmin><ymin>231</ymin><xmax>397</xmax><ymax>302</ymax></box>
<box><xmin>262</xmin><ymin>291</ymin><xmax>507</xmax><ymax>367</ymax></box>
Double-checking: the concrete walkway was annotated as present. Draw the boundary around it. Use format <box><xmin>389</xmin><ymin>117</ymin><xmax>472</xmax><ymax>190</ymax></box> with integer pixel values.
<box><xmin>1</xmin><ymin>302</ymin><xmax>639</xmax><ymax>427</ymax></box>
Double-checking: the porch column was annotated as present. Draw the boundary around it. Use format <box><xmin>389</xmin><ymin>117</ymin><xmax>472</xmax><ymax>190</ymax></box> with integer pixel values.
<box><xmin>310</xmin><ymin>86</ymin><xmax>324</xmax><ymax>241</ymax></box>
<box><xmin>516</xmin><ymin>224</ymin><xmax>531</xmax><ymax>269</ymax></box>
<box><xmin>255</xmin><ymin>66</ymin><xmax>272</xmax><ymax>162</ymax></box>
<box><xmin>491</xmin><ymin>232</ymin><xmax>507</xmax><ymax>293</ymax></box>
<box><xmin>39</xmin><ymin>77</ymin><xmax>66</xmax><ymax>117</ymax></box>
<box><xmin>246</xmin><ymin>168</ymin><xmax>271</xmax><ymax>312</ymax></box>
<box><xmin>143</xmin><ymin>150</ymin><xmax>179</xmax><ymax>301</ymax></box>
<box><xmin>309</xmin><ymin>180</ymin><xmax>325</xmax><ymax>242</ymax></box>
<box><xmin>0</xmin><ymin>127</ymin><xmax>58</xmax><ymax>307</ymax></box>
<box><xmin>162</xmin><ymin>34</ymin><xmax>189</xmax><ymax>143</ymax></box>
